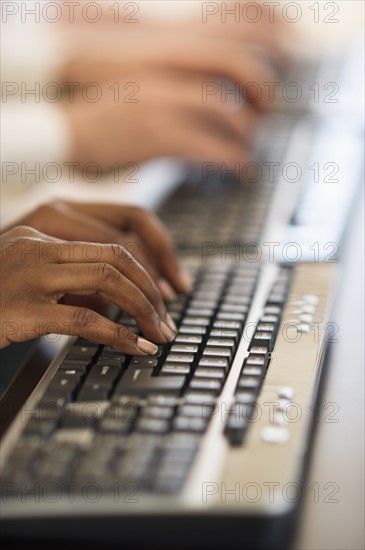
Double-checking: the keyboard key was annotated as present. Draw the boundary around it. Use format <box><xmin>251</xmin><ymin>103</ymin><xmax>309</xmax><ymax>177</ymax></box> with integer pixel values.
<box><xmin>260</xmin><ymin>315</ymin><xmax>280</xmax><ymax>324</ymax></box>
<box><xmin>245</xmin><ymin>354</ymin><xmax>268</xmax><ymax>369</ymax></box>
<box><xmin>224</xmin><ymin>293</ymin><xmax>253</xmax><ymax>304</ymax></box>
<box><xmin>213</xmin><ymin>321</ymin><xmax>241</xmax><ymax>330</ymax></box>
<box><xmin>179</xmin><ymin>325</ymin><xmax>207</xmax><ymax>335</ymax></box>
<box><xmin>140</xmin><ymin>406</ymin><xmax>175</xmax><ymax>419</ymax></box>
<box><xmin>114</xmin><ymin>369</ymin><xmax>186</xmax><ymax>396</ymax></box>
<box><xmin>217</xmin><ymin>312</ymin><xmax>246</xmax><ymax>321</ymax></box>
<box><xmin>198</xmin><ymin>357</ymin><xmax>229</xmax><ymax>370</ymax></box>
<box><xmin>184</xmin><ymin>392</ymin><xmax>217</xmax><ymax>405</ymax></box>
<box><xmin>267</xmin><ymin>294</ymin><xmax>286</xmax><ymax>305</ymax></box>
<box><xmin>36</xmin><ymin>396</ymin><xmax>66</xmax><ymax>415</ymax></box>
<box><xmin>250</xmin><ymin>331</ymin><xmax>274</xmax><ymax>351</ymax></box>
<box><xmin>243</xmin><ymin>366</ymin><xmax>265</xmax><ymax>377</ymax></box>
<box><xmin>194</xmin><ymin>367</ymin><xmax>225</xmax><ymax>380</ymax></box>
<box><xmin>166</xmin><ymin>354</ymin><xmax>195</xmax><ymax>364</ymax></box>
<box><xmin>172</xmin><ymin>416</ymin><xmax>208</xmax><ymax>433</ymax></box>
<box><xmin>59</xmin><ymin>363</ymin><xmax>88</xmax><ymax>375</ymax></box>
<box><xmin>194</xmin><ymin>291</ymin><xmax>220</xmax><ymax>301</ymax></box>
<box><xmin>84</xmin><ymin>364</ymin><xmax>121</xmax><ymax>388</ymax></box>
<box><xmin>58</xmin><ymin>367</ymin><xmax>86</xmax><ymax>378</ymax></box>
<box><xmin>177</xmin><ymin>404</ymin><xmax>214</xmax><ymax>418</ymax></box>
<box><xmin>52</xmin><ymin>428</ymin><xmax>94</xmax><ymax>447</ymax></box>
<box><xmin>186</xmin><ymin>308</ymin><xmax>214</xmax><ymax>317</ymax></box>
<box><xmin>225</xmin><ymin>403</ymin><xmax>254</xmax><ymax>445</ymax></box>
<box><xmin>160</xmin><ymin>364</ymin><xmax>191</xmax><ymax>375</ymax></box>
<box><xmin>61</xmin><ymin>402</ymin><xmax>108</xmax><ymax>427</ymax></box>
<box><xmin>189</xmin><ymin>378</ymin><xmax>222</xmax><ymax>393</ymax></box>
<box><xmin>196</xmin><ymin>283</ymin><xmax>224</xmax><ymax>293</ymax></box>
<box><xmin>203</xmin><ymin>347</ymin><xmax>232</xmax><ymax>358</ymax></box>
<box><xmin>237</xmin><ymin>376</ymin><xmax>261</xmax><ymax>390</ymax></box>
<box><xmin>160</xmin><ymin>447</ymin><xmax>196</xmax><ymax>464</ymax></box>
<box><xmin>146</xmin><ymin>396</ymin><xmax>180</xmax><ymax>407</ymax></box>
<box><xmin>63</xmin><ymin>355</ymin><xmax>93</xmax><ymax>367</ymax></box>
<box><xmin>250</xmin><ymin>346</ymin><xmax>269</xmax><ymax>356</ymax></box>
<box><xmin>210</xmin><ymin>329</ymin><xmax>239</xmax><ymax>342</ymax></box>
<box><xmin>220</xmin><ymin>303</ymin><xmax>249</xmax><ymax>312</ymax></box>
<box><xmin>207</xmin><ymin>338</ymin><xmax>235</xmax><ymax>349</ymax></box>
<box><xmin>105</xmin><ymin>401</ymin><xmax>139</xmax><ymax>421</ymax></box>
<box><xmin>74</xmin><ymin>338</ymin><xmax>99</xmax><ymax>348</ymax></box>
<box><xmin>170</xmin><ymin>345</ymin><xmax>199</xmax><ymax>354</ymax></box>
<box><xmin>189</xmin><ymin>300</ymin><xmax>217</xmax><ymax>309</ymax></box>
<box><xmin>264</xmin><ymin>305</ymin><xmax>282</xmax><ymax>315</ymax></box>
<box><xmin>175</xmin><ymin>335</ymin><xmax>203</xmax><ymax>345</ymax></box>
<box><xmin>182</xmin><ymin>317</ymin><xmax>210</xmax><ymax>326</ymax></box>
<box><xmin>235</xmin><ymin>390</ymin><xmax>257</xmax><ymax>404</ymax></box>
<box><xmin>130</xmin><ymin>357</ymin><xmax>159</xmax><ymax>368</ymax></box>
<box><xmin>161</xmin><ymin>433</ymin><xmax>201</xmax><ymax>450</ymax></box>
<box><xmin>256</xmin><ymin>323</ymin><xmax>276</xmax><ymax>333</ymax></box>
<box><xmin>135</xmin><ymin>418</ymin><xmax>170</xmax><ymax>434</ymax></box>
<box><xmin>45</xmin><ymin>372</ymin><xmax>81</xmax><ymax>401</ymax></box>
<box><xmin>98</xmin><ymin>416</ymin><xmax>134</xmax><ymax>435</ymax></box>
<box><xmin>103</xmin><ymin>346</ymin><xmax>127</xmax><ymax>356</ymax></box>
<box><xmin>68</xmin><ymin>345</ymin><xmax>98</xmax><ymax>358</ymax></box>
<box><xmin>77</xmin><ymin>384</ymin><xmax>110</xmax><ymax>402</ymax></box>
<box><xmin>97</xmin><ymin>353</ymin><xmax>127</xmax><ymax>366</ymax></box>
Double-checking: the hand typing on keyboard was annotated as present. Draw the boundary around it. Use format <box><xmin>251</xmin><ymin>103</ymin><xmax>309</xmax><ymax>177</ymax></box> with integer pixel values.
<box><xmin>59</xmin><ymin>4</ymin><xmax>289</xmax><ymax>169</ymax></box>
<box><xmin>0</xmin><ymin>202</ymin><xmax>190</xmax><ymax>352</ymax></box>
<box><xmin>16</xmin><ymin>201</ymin><xmax>191</xmax><ymax>300</ymax></box>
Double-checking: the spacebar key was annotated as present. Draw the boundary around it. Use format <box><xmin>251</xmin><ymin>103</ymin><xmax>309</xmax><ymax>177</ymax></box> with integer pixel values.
<box><xmin>114</xmin><ymin>368</ymin><xmax>186</xmax><ymax>396</ymax></box>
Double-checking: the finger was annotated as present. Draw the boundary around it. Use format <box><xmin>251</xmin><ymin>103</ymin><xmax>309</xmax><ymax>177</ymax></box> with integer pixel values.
<box><xmin>197</xmin><ymin>5</ymin><xmax>290</xmax><ymax>64</ymax></box>
<box><xmin>27</xmin><ymin>201</ymin><xmax>124</xmax><ymax>244</ymax></box>
<box><xmin>45</xmin><ymin>262</ymin><xmax>176</xmax><ymax>344</ymax></box>
<box><xmin>157</xmin><ymin>278</ymin><xmax>177</xmax><ymax>302</ymax></box>
<box><xmin>60</xmin><ymin>294</ymin><xmax>109</xmax><ymax>314</ymax></box>
<box><xmin>159</xmin><ymin>109</ymin><xmax>254</xmax><ymax>167</ymax></box>
<box><xmin>37</xmin><ymin>303</ymin><xmax>161</xmax><ymax>355</ymax></box>
<box><xmin>66</xmin><ymin>205</ymin><xmax>191</xmax><ymax>294</ymax></box>
<box><xmin>55</xmin><ymin>240</ymin><xmax>175</xmax><ymax>329</ymax></box>
<box><xmin>197</xmin><ymin>0</ymin><xmax>292</xmax><ymax>62</ymax></box>
<box><xmin>49</xmin><ymin>208</ymin><xmax>177</xmax><ymax>301</ymax></box>
<box><xmin>29</xmin><ymin>202</ymin><xmax>169</xmax><ymax>293</ymax></box>
<box><xmin>158</xmin><ymin>35</ymin><xmax>276</xmax><ymax>111</ymax></box>
<box><xmin>153</xmin><ymin>71</ymin><xmax>261</xmax><ymax>153</ymax></box>
<box><xmin>138</xmin><ymin>69</ymin><xmax>262</xmax><ymax>142</ymax></box>
<box><xmin>187</xmin><ymin>100</ymin><xmax>259</xmax><ymax>149</ymax></box>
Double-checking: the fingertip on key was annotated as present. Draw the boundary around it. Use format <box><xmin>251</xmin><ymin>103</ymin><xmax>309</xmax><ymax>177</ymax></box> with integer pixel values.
<box><xmin>180</xmin><ymin>270</ymin><xmax>193</xmax><ymax>293</ymax></box>
<box><xmin>166</xmin><ymin>313</ymin><xmax>178</xmax><ymax>334</ymax></box>
<box><xmin>160</xmin><ymin>322</ymin><xmax>176</xmax><ymax>342</ymax></box>
<box><xmin>158</xmin><ymin>279</ymin><xmax>176</xmax><ymax>301</ymax></box>
<box><xmin>136</xmin><ymin>337</ymin><xmax>159</xmax><ymax>355</ymax></box>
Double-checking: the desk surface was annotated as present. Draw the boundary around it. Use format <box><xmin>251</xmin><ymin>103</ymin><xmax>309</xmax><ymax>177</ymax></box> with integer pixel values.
<box><xmin>293</xmin><ymin>186</ymin><xmax>364</xmax><ymax>550</ymax></box>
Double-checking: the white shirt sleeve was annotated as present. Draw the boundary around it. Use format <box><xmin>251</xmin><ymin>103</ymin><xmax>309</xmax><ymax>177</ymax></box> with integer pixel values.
<box><xmin>1</xmin><ymin>2</ymin><xmax>71</xmax><ymax>188</ymax></box>
<box><xmin>1</xmin><ymin>102</ymin><xmax>70</xmax><ymax>187</ymax></box>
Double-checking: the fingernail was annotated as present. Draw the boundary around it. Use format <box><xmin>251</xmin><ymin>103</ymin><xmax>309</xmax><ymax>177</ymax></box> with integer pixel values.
<box><xmin>180</xmin><ymin>270</ymin><xmax>193</xmax><ymax>293</ymax></box>
<box><xmin>160</xmin><ymin>321</ymin><xmax>176</xmax><ymax>342</ymax></box>
<box><xmin>165</xmin><ymin>313</ymin><xmax>177</xmax><ymax>333</ymax></box>
<box><xmin>158</xmin><ymin>279</ymin><xmax>176</xmax><ymax>301</ymax></box>
<box><xmin>136</xmin><ymin>337</ymin><xmax>158</xmax><ymax>355</ymax></box>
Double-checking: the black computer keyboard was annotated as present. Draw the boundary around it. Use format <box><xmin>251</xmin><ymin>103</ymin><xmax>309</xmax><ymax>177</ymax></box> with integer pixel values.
<box><xmin>3</xmin><ymin>262</ymin><xmax>292</xmax><ymax>495</ymax></box>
